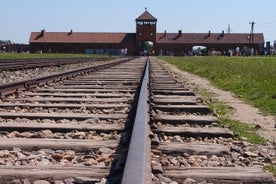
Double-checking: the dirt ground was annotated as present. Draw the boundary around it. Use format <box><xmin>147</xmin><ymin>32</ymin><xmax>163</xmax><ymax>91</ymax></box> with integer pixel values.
<box><xmin>155</xmin><ymin>58</ymin><xmax>276</xmax><ymax>143</ymax></box>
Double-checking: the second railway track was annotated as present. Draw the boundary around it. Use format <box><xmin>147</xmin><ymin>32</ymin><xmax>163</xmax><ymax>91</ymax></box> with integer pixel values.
<box><xmin>0</xmin><ymin>57</ymin><xmax>274</xmax><ymax>184</ymax></box>
<box><xmin>0</xmin><ymin>57</ymin><xmax>147</xmax><ymax>183</ymax></box>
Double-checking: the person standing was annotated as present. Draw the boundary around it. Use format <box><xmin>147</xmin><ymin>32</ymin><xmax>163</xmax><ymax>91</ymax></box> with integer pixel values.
<box><xmin>250</xmin><ymin>47</ymin><xmax>254</xmax><ymax>56</ymax></box>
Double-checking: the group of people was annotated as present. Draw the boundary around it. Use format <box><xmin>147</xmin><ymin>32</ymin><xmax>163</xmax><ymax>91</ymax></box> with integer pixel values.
<box><xmin>121</xmin><ymin>48</ymin><xmax>128</xmax><ymax>56</ymax></box>
<box><xmin>227</xmin><ymin>46</ymin><xmax>255</xmax><ymax>57</ymax></box>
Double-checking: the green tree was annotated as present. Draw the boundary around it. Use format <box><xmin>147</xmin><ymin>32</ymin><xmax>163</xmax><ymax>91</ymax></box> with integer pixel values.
<box><xmin>139</xmin><ymin>41</ymin><xmax>153</xmax><ymax>52</ymax></box>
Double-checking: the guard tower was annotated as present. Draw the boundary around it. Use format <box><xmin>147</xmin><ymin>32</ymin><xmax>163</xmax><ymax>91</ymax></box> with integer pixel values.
<box><xmin>136</xmin><ymin>8</ymin><xmax>157</xmax><ymax>46</ymax></box>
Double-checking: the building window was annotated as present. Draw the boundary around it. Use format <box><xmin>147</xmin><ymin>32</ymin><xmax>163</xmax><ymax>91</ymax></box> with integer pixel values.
<box><xmin>137</xmin><ymin>21</ymin><xmax>144</xmax><ymax>26</ymax></box>
<box><xmin>137</xmin><ymin>21</ymin><xmax>155</xmax><ymax>26</ymax></box>
<box><xmin>139</xmin><ymin>32</ymin><xmax>142</xmax><ymax>36</ymax></box>
<box><xmin>150</xmin><ymin>33</ymin><xmax>154</xmax><ymax>36</ymax></box>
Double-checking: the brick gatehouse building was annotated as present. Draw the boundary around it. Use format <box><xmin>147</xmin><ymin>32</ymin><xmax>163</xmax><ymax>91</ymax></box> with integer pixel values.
<box><xmin>29</xmin><ymin>9</ymin><xmax>265</xmax><ymax>56</ymax></box>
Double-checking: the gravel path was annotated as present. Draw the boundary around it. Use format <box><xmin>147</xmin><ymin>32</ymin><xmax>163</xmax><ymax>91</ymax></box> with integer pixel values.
<box><xmin>155</xmin><ymin>57</ymin><xmax>276</xmax><ymax>143</ymax></box>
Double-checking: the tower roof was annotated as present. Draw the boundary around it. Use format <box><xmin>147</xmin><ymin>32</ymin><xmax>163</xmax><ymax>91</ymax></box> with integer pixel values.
<box><xmin>136</xmin><ymin>9</ymin><xmax>157</xmax><ymax>21</ymax></box>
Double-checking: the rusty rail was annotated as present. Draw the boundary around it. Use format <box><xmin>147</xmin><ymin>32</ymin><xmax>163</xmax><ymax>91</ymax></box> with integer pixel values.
<box><xmin>122</xmin><ymin>57</ymin><xmax>151</xmax><ymax>184</ymax></box>
<box><xmin>0</xmin><ymin>58</ymin><xmax>107</xmax><ymax>71</ymax></box>
<box><xmin>0</xmin><ymin>58</ymin><xmax>132</xmax><ymax>97</ymax></box>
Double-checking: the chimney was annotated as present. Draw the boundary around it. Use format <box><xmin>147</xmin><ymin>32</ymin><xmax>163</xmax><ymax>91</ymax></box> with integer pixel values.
<box><xmin>164</xmin><ymin>30</ymin><xmax>166</xmax><ymax>36</ymax></box>
<box><xmin>222</xmin><ymin>30</ymin><xmax>225</xmax><ymax>37</ymax></box>
<box><xmin>208</xmin><ymin>30</ymin><xmax>211</xmax><ymax>36</ymax></box>
<box><xmin>178</xmin><ymin>30</ymin><xmax>182</xmax><ymax>37</ymax></box>
<box><xmin>41</xmin><ymin>29</ymin><xmax>45</xmax><ymax>37</ymax></box>
<box><xmin>68</xmin><ymin>29</ymin><xmax>73</xmax><ymax>35</ymax></box>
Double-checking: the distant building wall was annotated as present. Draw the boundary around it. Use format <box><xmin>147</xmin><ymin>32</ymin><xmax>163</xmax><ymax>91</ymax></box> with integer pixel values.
<box><xmin>30</xmin><ymin>42</ymin><xmax>136</xmax><ymax>55</ymax></box>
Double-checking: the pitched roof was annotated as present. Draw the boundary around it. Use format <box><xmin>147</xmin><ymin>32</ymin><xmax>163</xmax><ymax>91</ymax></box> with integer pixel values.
<box><xmin>29</xmin><ymin>32</ymin><xmax>136</xmax><ymax>44</ymax></box>
<box><xmin>156</xmin><ymin>32</ymin><xmax>264</xmax><ymax>44</ymax></box>
<box><xmin>29</xmin><ymin>31</ymin><xmax>264</xmax><ymax>45</ymax></box>
<box><xmin>136</xmin><ymin>10</ymin><xmax>157</xmax><ymax>21</ymax></box>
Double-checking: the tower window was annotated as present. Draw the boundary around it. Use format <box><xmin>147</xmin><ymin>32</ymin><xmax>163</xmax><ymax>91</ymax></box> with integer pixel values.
<box><xmin>139</xmin><ymin>32</ymin><xmax>142</xmax><ymax>36</ymax></box>
<box><xmin>150</xmin><ymin>33</ymin><xmax>154</xmax><ymax>36</ymax></box>
<box><xmin>137</xmin><ymin>21</ymin><xmax>144</xmax><ymax>25</ymax></box>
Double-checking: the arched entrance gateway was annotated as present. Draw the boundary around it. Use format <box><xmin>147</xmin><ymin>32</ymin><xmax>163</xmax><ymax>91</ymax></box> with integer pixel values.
<box><xmin>138</xmin><ymin>41</ymin><xmax>154</xmax><ymax>55</ymax></box>
<box><xmin>192</xmin><ymin>46</ymin><xmax>207</xmax><ymax>56</ymax></box>
<box><xmin>29</xmin><ymin>9</ymin><xmax>265</xmax><ymax>55</ymax></box>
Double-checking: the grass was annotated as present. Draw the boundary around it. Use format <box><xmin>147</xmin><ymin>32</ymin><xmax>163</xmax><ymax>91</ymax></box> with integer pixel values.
<box><xmin>0</xmin><ymin>53</ymin><xmax>115</xmax><ymax>59</ymax></box>
<box><xmin>197</xmin><ymin>90</ymin><xmax>230</xmax><ymax>117</ymax></box>
<box><xmin>197</xmin><ymin>88</ymin><xmax>267</xmax><ymax>144</ymax></box>
<box><xmin>264</xmin><ymin>164</ymin><xmax>276</xmax><ymax>176</ymax></box>
<box><xmin>220</xmin><ymin>118</ymin><xmax>267</xmax><ymax>144</ymax></box>
<box><xmin>160</xmin><ymin>56</ymin><xmax>276</xmax><ymax>116</ymax></box>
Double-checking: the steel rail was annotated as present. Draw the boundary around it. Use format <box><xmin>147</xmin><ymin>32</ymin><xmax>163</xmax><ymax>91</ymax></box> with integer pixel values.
<box><xmin>0</xmin><ymin>58</ymin><xmax>107</xmax><ymax>71</ymax></box>
<box><xmin>122</xmin><ymin>57</ymin><xmax>151</xmax><ymax>184</ymax></box>
<box><xmin>0</xmin><ymin>58</ymin><xmax>132</xmax><ymax>97</ymax></box>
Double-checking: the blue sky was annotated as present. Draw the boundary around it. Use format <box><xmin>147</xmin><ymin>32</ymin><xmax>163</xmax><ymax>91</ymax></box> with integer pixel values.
<box><xmin>1</xmin><ymin>0</ymin><xmax>276</xmax><ymax>44</ymax></box>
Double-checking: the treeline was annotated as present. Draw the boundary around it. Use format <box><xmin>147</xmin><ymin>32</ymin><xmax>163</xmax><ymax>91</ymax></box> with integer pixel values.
<box><xmin>0</xmin><ymin>40</ymin><xmax>29</xmax><ymax>53</ymax></box>
<box><xmin>0</xmin><ymin>40</ymin><xmax>12</xmax><ymax>45</ymax></box>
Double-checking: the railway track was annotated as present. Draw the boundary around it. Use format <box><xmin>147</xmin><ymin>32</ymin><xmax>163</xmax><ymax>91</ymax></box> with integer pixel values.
<box><xmin>0</xmin><ymin>57</ymin><xmax>274</xmax><ymax>184</ymax></box>
<box><xmin>0</xmin><ymin>58</ymin><xmax>107</xmax><ymax>71</ymax></box>
<box><xmin>147</xmin><ymin>58</ymin><xmax>275</xmax><ymax>184</ymax></box>
<box><xmin>0</xmin><ymin>58</ymin><xmax>114</xmax><ymax>85</ymax></box>
<box><xmin>0</xmin><ymin>57</ymin><xmax>146</xmax><ymax>183</ymax></box>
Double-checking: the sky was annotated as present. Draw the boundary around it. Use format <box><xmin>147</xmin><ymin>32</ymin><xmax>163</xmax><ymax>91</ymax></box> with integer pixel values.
<box><xmin>1</xmin><ymin>0</ymin><xmax>276</xmax><ymax>44</ymax></box>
